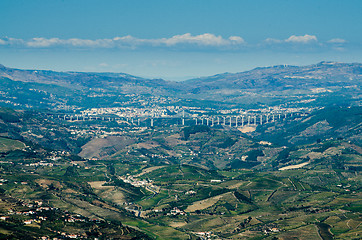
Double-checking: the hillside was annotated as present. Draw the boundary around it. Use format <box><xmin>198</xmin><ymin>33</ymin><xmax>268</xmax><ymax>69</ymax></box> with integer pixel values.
<box><xmin>185</xmin><ymin>62</ymin><xmax>362</xmax><ymax>91</ymax></box>
<box><xmin>251</xmin><ymin>106</ymin><xmax>362</xmax><ymax>146</ymax></box>
<box><xmin>181</xmin><ymin>62</ymin><xmax>362</xmax><ymax>106</ymax></box>
<box><xmin>0</xmin><ymin>64</ymin><xmax>178</xmax><ymax>110</ymax></box>
<box><xmin>0</xmin><ymin>64</ymin><xmax>166</xmax><ymax>89</ymax></box>
<box><xmin>65</xmin><ymin>107</ymin><xmax>362</xmax><ymax>173</ymax></box>
<box><xmin>0</xmin><ymin>105</ymin><xmax>360</xmax><ymax>239</ymax></box>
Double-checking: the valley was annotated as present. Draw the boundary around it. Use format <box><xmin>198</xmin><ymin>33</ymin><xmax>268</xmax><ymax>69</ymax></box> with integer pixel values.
<box><xmin>0</xmin><ymin>63</ymin><xmax>360</xmax><ymax>239</ymax></box>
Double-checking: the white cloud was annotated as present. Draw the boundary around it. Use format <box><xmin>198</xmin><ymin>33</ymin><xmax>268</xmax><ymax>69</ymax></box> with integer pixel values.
<box><xmin>26</xmin><ymin>37</ymin><xmax>116</xmax><ymax>48</ymax></box>
<box><xmin>99</xmin><ymin>63</ymin><xmax>109</xmax><ymax>67</ymax></box>
<box><xmin>0</xmin><ymin>33</ymin><xmax>246</xmax><ymax>49</ymax></box>
<box><xmin>0</xmin><ymin>34</ymin><xmax>351</xmax><ymax>52</ymax></box>
<box><xmin>26</xmin><ymin>38</ymin><xmax>62</xmax><ymax>47</ymax></box>
<box><xmin>327</xmin><ymin>38</ymin><xmax>346</xmax><ymax>44</ymax></box>
<box><xmin>0</xmin><ymin>37</ymin><xmax>25</xmax><ymax>45</ymax></box>
<box><xmin>264</xmin><ymin>34</ymin><xmax>318</xmax><ymax>44</ymax></box>
<box><xmin>285</xmin><ymin>34</ymin><xmax>318</xmax><ymax>43</ymax></box>
<box><xmin>166</xmin><ymin>33</ymin><xmax>223</xmax><ymax>46</ymax></box>
<box><xmin>264</xmin><ymin>38</ymin><xmax>282</xmax><ymax>44</ymax></box>
<box><xmin>228</xmin><ymin>36</ymin><xmax>245</xmax><ymax>44</ymax></box>
<box><xmin>159</xmin><ymin>33</ymin><xmax>244</xmax><ymax>46</ymax></box>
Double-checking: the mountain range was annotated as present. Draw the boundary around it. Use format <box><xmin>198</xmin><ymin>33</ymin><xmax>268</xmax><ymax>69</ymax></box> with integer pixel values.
<box><xmin>187</xmin><ymin>61</ymin><xmax>362</xmax><ymax>90</ymax></box>
<box><xmin>0</xmin><ymin>61</ymin><xmax>361</xmax><ymax>109</ymax></box>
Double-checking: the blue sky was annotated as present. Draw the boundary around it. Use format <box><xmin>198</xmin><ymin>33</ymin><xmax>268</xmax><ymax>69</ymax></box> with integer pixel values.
<box><xmin>1</xmin><ymin>0</ymin><xmax>362</xmax><ymax>80</ymax></box>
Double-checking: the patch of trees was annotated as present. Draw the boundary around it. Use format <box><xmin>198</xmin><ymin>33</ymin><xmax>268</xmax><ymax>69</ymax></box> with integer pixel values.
<box><xmin>313</xmin><ymin>141</ymin><xmax>335</xmax><ymax>153</ymax></box>
<box><xmin>110</xmin><ymin>179</ymin><xmax>144</xmax><ymax>200</ymax></box>
<box><xmin>234</xmin><ymin>216</ymin><xmax>252</xmax><ymax>232</ymax></box>
<box><xmin>229</xmin><ymin>160</ymin><xmax>260</xmax><ymax>169</ymax></box>
<box><xmin>64</xmin><ymin>165</ymin><xmax>79</xmax><ymax>177</ymax></box>
<box><xmin>228</xmin><ymin>149</ymin><xmax>264</xmax><ymax>169</ymax></box>
<box><xmin>245</xmin><ymin>149</ymin><xmax>264</xmax><ymax>161</ymax></box>
<box><xmin>234</xmin><ymin>190</ymin><xmax>252</xmax><ymax>204</ymax></box>
<box><xmin>218</xmin><ymin>137</ymin><xmax>237</xmax><ymax>149</ymax></box>
<box><xmin>5</xmin><ymin>149</ymin><xmax>39</xmax><ymax>161</ymax></box>
<box><xmin>65</xmin><ymin>154</ymin><xmax>85</xmax><ymax>162</ymax></box>
<box><xmin>0</xmin><ymin>108</ymin><xmax>20</xmax><ymax>123</ymax></box>
<box><xmin>107</xmin><ymin>163</ymin><xmax>116</xmax><ymax>175</ymax></box>
<box><xmin>276</xmin><ymin>148</ymin><xmax>294</xmax><ymax>163</ymax></box>
<box><xmin>182</xmin><ymin>125</ymin><xmax>210</xmax><ymax>140</ymax></box>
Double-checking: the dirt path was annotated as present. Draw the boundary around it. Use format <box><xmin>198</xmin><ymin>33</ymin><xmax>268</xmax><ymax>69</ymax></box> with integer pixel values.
<box><xmin>288</xmin><ymin>178</ymin><xmax>297</xmax><ymax>190</ymax></box>
<box><xmin>279</xmin><ymin>161</ymin><xmax>310</xmax><ymax>170</ymax></box>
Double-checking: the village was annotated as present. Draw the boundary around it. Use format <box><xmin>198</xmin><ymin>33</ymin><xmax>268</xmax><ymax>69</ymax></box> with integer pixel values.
<box><xmin>0</xmin><ymin>199</ymin><xmax>103</xmax><ymax>239</ymax></box>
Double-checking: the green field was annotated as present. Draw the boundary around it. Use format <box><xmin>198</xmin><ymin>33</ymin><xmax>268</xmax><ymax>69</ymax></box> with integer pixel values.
<box><xmin>0</xmin><ymin>137</ymin><xmax>25</xmax><ymax>152</ymax></box>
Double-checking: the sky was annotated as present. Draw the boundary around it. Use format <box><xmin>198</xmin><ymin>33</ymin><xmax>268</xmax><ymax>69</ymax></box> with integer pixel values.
<box><xmin>1</xmin><ymin>0</ymin><xmax>362</xmax><ymax>80</ymax></box>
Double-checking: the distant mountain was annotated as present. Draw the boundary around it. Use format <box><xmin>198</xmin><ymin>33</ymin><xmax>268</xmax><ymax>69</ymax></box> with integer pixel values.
<box><xmin>0</xmin><ymin>62</ymin><xmax>361</xmax><ymax>109</ymax></box>
<box><xmin>180</xmin><ymin>61</ymin><xmax>362</xmax><ymax>106</ymax></box>
<box><xmin>184</xmin><ymin>61</ymin><xmax>362</xmax><ymax>92</ymax></box>
<box><xmin>0</xmin><ymin>64</ymin><xmax>179</xmax><ymax>109</ymax></box>
<box><xmin>2</xmin><ymin>61</ymin><xmax>361</xmax><ymax>91</ymax></box>
<box><xmin>0</xmin><ymin>64</ymin><xmax>168</xmax><ymax>89</ymax></box>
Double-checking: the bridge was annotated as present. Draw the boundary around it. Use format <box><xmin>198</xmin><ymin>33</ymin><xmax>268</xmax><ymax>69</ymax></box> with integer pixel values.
<box><xmin>52</xmin><ymin>111</ymin><xmax>309</xmax><ymax>128</ymax></box>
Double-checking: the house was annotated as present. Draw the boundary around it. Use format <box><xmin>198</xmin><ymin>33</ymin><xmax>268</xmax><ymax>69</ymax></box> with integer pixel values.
<box><xmin>170</xmin><ymin>207</ymin><xmax>186</xmax><ymax>216</ymax></box>
<box><xmin>24</xmin><ymin>219</ymin><xmax>33</xmax><ymax>224</ymax></box>
<box><xmin>67</xmin><ymin>234</ymin><xmax>78</xmax><ymax>239</ymax></box>
<box><xmin>210</xmin><ymin>179</ymin><xmax>222</xmax><ymax>183</ymax></box>
<box><xmin>185</xmin><ymin>190</ymin><xmax>196</xmax><ymax>195</ymax></box>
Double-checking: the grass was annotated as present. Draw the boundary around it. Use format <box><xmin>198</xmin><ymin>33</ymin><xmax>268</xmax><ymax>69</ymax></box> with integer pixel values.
<box><xmin>138</xmin><ymin>190</ymin><xmax>170</xmax><ymax>209</ymax></box>
<box><xmin>245</xmin><ymin>177</ymin><xmax>284</xmax><ymax>190</ymax></box>
<box><xmin>0</xmin><ymin>137</ymin><xmax>25</xmax><ymax>152</ymax></box>
<box><xmin>218</xmin><ymin>170</ymin><xmax>243</xmax><ymax>178</ymax></box>
<box><xmin>277</xmin><ymin>224</ymin><xmax>322</xmax><ymax>240</ymax></box>
<box><xmin>124</xmin><ymin>220</ymin><xmax>189</xmax><ymax>240</ymax></box>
